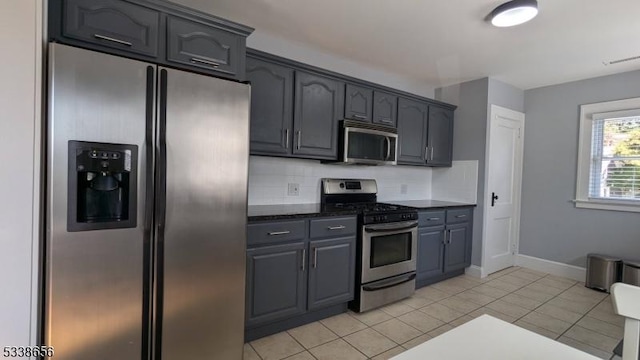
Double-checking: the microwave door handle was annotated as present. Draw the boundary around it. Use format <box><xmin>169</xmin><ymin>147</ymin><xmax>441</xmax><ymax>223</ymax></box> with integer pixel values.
<box><xmin>385</xmin><ymin>136</ymin><xmax>391</xmax><ymax>160</ymax></box>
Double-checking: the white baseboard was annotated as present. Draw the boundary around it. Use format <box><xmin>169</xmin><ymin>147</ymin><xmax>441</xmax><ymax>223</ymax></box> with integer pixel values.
<box><xmin>465</xmin><ymin>265</ymin><xmax>484</xmax><ymax>278</ymax></box>
<box><xmin>516</xmin><ymin>254</ymin><xmax>586</xmax><ymax>282</ymax></box>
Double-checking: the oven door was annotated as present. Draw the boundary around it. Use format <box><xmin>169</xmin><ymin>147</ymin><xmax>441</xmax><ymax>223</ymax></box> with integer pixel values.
<box><xmin>361</xmin><ymin>220</ymin><xmax>418</xmax><ymax>284</ymax></box>
<box><xmin>344</xmin><ymin>127</ymin><xmax>397</xmax><ymax>165</ymax></box>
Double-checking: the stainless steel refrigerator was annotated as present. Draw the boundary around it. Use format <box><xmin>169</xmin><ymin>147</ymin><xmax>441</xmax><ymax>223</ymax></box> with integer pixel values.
<box><xmin>45</xmin><ymin>43</ymin><xmax>250</xmax><ymax>359</ymax></box>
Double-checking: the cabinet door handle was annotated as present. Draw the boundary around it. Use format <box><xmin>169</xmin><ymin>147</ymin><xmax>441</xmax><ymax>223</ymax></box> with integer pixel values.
<box><xmin>268</xmin><ymin>230</ymin><xmax>290</xmax><ymax>236</ymax></box>
<box><xmin>425</xmin><ymin>146</ymin><xmax>429</xmax><ymax>161</ymax></box>
<box><xmin>296</xmin><ymin>131</ymin><xmax>301</xmax><ymax>150</ymax></box>
<box><xmin>443</xmin><ymin>229</ymin><xmax>448</xmax><ymax>245</ymax></box>
<box><xmin>455</xmin><ymin>215</ymin><xmax>467</xmax><ymax>218</ymax></box>
<box><xmin>352</xmin><ymin>114</ymin><xmax>367</xmax><ymax>120</ymax></box>
<box><xmin>313</xmin><ymin>247</ymin><xmax>318</xmax><ymax>268</ymax></box>
<box><xmin>94</xmin><ymin>34</ymin><xmax>132</xmax><ymax>47</ymax></box>
<box><xmin>430</xmin><ymin>146</ymin><xmax>434</xmax><ymax>161</ymax></box>
<box><xmin>380</xmin><ymin>118</ymin><xmax>393</xmax><ymax>124</ymax></box>
<box><xmin>301</xmin><ymin>249</ymin><xmax>306</xmax><ymax>271</ymax></box>
<box><xmin>285</xmin><ymin>129</ymin><xmax>290</xmax><ymax>149</ymax></box>
<box><xmin>327</xmin><ymin>225</ymin><xmax>346</xmax><ymax>230</ymax></box>
<box><xmin>427</xmin><ymin>217</ymin><xmax>440</xmax><ymax>221</ymax></box>
<box><xmin>190</xmin><ymin>57</ymin><xmax>220</xmax><ymax>68</ymax></box>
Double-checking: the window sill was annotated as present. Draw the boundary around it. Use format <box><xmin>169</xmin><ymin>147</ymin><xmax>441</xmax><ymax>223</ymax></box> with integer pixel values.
<box><xmin>574</xmin><ymin>199</ymin><xmax>640</xmax><ymax>213</ymax></box>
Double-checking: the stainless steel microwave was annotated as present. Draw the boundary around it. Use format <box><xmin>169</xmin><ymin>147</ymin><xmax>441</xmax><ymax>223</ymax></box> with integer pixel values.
<box><xmin>339</xmin><ymin>120</ymin><xmax>398</xmax><ymax>165</ymax></box>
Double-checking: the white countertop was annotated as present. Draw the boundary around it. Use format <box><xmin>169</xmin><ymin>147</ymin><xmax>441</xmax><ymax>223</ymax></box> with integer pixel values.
<box><xmin>390</xmin><ymin>315</ymin><xmax>601</xmax><ymax>360</ymax></box>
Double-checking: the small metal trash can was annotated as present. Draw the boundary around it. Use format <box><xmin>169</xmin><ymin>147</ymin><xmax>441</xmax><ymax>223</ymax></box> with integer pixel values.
<box><xmin>585</xmin><ymin>253</ymin><xmax>622</xmax><ymax>292</ymax></box>
<box><xmin>622</xmin><ymin>260</ymin><xmax>640</xmax><ymax>286</ymax></box>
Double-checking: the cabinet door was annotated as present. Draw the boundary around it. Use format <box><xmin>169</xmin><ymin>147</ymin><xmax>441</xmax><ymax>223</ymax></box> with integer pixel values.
<box><xmin>417</xmin><ymin>226</ymin><xmax>445</xmax><ymax>280</ymax></box>
<box><xmin>166</xmin><ymin>16</ymin><xmax>244</xmax><ymax>79</ymax></box>
<box><xmin>293</xmin><ymin>71</ymin><xmax>344</xmax><ymax>160</ymax></box>
<box><xmin>246</xmin><ymin>58</ymin><xmax>294</xmax><ymax>155</ymax></box>
<box><xmin>397</xmin><ymin>98</ymin><xmax>428</xmax><ymax>165</ymax></box>
<box><xmin>373</xmin><ymin>91</ymin><xmax>397</xmax><ymax>127</ymax></box>
<box><xmin>308</xmin><ymin>237</ymin><xmax>355</xmax><ymax>310</ymax></box>
<box><xmin>63</xmin><ymin>0</ymin><xmax>159</xmax><ymax>57</ymax></box>
<box><xmin>444</xmin><ymin>223</ymin><xmax>469</xmax><ymax>273</ymax></box>
<box><xmin>345</xmin><ymin>84</ymin><xmax>373</xmax><ymax>122</ymax></box>
<box><xmin>427</xmin><ymin>106</ymin><xmax>454</xmax><ymax>166</ymax></box>
<box><xmin>246</xmin><ymin>242</ymin><xmax>307</xmax><ymax>327</ymax></box>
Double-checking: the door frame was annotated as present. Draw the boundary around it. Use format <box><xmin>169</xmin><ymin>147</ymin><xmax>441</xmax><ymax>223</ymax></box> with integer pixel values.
<box><xmin>480</xmin><ymin>104</ymin><xmax>525</xmax><ymax>277</ymax></box>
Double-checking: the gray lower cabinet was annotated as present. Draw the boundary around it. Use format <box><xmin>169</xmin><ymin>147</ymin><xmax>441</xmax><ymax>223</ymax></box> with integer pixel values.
<box><xmin>246</xmin><ymin>58</ymin><xmax>294</xmax><ymax>155</ymax></box>
<box><xmin>397</xmin><ymin>97</ymin><xmax>428</xmax><ymax>165</ymax></box>
<box><xmin>246</xmin><ymin>216</ymin><xmax>356</xmax><ymax>331</ymax></box>
<box><xmin>416</xmin><ymin>207</ymin><xmax>473</xmax><ymax>286</ymax></box>
<box><xmin>62</xmin><ymin>0</ymin><xmax>160</xmax><ymax>57</ymax></box>
<box><xmin>345</xmin><ymin>84</ymin><xmax>373</xmax><ymax>122</ymax></box>
<box><xmin>426</xmin><ymin>106</ymin><xmax>454</xmax><ymax>166</ymax></box>
<box><xmin>308</xmin><ymin>237</ymin><xmax>356</xmax><ymax>310</ymax></box>
<box><xmin>245</xmin><ymin>242</ymin><xmax>307</xmax><ymax>328</ymax></box>
<box><xmin>293</xmin><ymin>71</ymin><xmax>344</xmax><ymax>159</ymax></box>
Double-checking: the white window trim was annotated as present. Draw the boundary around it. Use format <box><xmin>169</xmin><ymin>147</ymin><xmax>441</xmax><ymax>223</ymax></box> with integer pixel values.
<box><xmin>576</xmin><ymin>97</ymin><xmax>640</xmax><ymax>213</ymax></box>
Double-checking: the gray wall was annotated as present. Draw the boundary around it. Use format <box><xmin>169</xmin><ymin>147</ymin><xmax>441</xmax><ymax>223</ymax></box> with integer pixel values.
<box><xmin>521</xmin><ymin>70</ymin><xmax>640</xmax><ymax>267</ymax></box>
<box><xmin>436</xmin><ymin>78</ymin><xmax>488</xmax><ymax>266</ymax></box>
<box><xmin>436</xmin><ymin>77</ymin><xmax>524</xmax><ymax>267</ymax></box>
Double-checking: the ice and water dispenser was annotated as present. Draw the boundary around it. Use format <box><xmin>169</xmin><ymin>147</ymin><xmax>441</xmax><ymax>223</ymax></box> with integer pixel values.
<box><xmin>67</xmin><ymin>141</ymin><xmax>138</xmax><ymax>231</ymax></box>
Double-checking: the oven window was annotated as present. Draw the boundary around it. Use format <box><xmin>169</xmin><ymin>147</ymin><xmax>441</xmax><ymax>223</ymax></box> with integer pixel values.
<box><xmin>347</xmin><ymin>132</ymin><xmax>387</xmax><ymax>161</ymax></box>
<box><xmin>370</xmin><ymin>232</ymin><xmax>412</xmax><ymax>268</ymax></box>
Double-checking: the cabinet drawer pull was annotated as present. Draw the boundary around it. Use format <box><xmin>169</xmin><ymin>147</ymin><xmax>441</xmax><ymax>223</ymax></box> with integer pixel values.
<box><xmin>455</xmin><ymin>215</ymin><xmax>467</xmax><ymax>218</ymax></box>
<box><xmin>327</xmin><ymin>225</ymin><xmax>346</xmax><ymax>230</ymax></box>
<box><xmin>427</xmin><ymin>217</ymin><xmax>440</xmax><ymax>221</ymax></box>
<box><xmin>380</xmin><ymin>119</ymin><xmax>393</xmax><ymax>124</ymax></box>
<box><xmin>352</xmin><ymin>114</ymin><xmax>366</xmax><ymax>120</ymax></box>
<box><xmin>267</xmin><ymin>230</ymin><xmax>290</xmax><ymax>236</ymax></box>
<box><xmin>301</xmin><ymin>249</ymin><xmax>306</xmax><ymax>271</ymax></box>
<box><xmin>190</xmin><ymin>57</ymin><xmax>220</xmax><ymax>68</ymax></box>
<box><xmin>94</xmin><ymin>34</ymin><xmax>132</xmax><ymax>47</ymax></box>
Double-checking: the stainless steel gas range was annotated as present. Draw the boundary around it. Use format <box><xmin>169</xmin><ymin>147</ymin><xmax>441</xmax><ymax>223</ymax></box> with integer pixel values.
<box><xmin>321</xmin><ymin>179</ymin><xmax>418</xmax><ymax>312</ymax></box>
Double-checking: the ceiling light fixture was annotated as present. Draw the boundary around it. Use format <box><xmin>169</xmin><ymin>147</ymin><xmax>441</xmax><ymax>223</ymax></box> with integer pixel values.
<box><xmin>489</xmin><ymin>0</ymin><xmax>538</xmax><ymax>27</ymax></box>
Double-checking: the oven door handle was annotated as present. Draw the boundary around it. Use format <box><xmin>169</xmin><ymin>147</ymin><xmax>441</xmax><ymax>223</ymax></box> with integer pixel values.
<box><xmin>362</xmin><ymin>272</ymin><xmax>417</xmax><ymax>291</ymax></box>
<box><xmin>364</xmin><ymin>220</ymin><xmax>418</xmax><ymax>233</ymax></box>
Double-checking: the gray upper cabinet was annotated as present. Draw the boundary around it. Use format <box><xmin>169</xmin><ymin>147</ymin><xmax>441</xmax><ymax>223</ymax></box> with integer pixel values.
<box><xmin>344</xmin><ymin>84</ymin><xmax>373</xmax><ymax>122</ymax></box>
<box><xmin>373</xmin><ymin>91</ymin><xmax>397</xmax><ymax>127</ymax></box>
<box><xmin>166</xmin><ymin>16</ymin><xmax>243</xmax><ymax>78</ymax></box>
<box><xmin>63</xmin><ymin>0</ymin><xmax>160</xmax><ymax>57</ymax></box>
<box><xmin>308</xmin><ymin>236</ymin><xmax>356</xmax><ymax>310</ymax></box>
<box><xmin>293</xmin><ymin>71</ymin><xmax>344</xmax><ymax>160</ymax></box>
<box><xmin>245</xmin><ymin>242</ymin><xmax>307</xmax><ymax>328</ymax></box>
<box><xmin>397</xmin><ymin>98</ymin><xmax>428</xmax><ymax>165</ymax></box>
<box><xmin>51</xmin><ymin>0</ymin><xmax>252</xmax><ymax>81</ymax></box>
<box><xmin>246</xmin><ymin>58</ymin><xmax>294</xmax><ymax>155</ymax></box>
<box><xmin>427</xmin><ymin>106</ymin><xmax>454</xmax><ymax>166</ymax></box>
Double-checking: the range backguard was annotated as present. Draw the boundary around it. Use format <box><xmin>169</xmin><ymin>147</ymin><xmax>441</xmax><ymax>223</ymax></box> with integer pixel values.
<box><xmin>67</xmin><ymin>141</ymin><xmax>138</xmax><ymax>231</ymax></box>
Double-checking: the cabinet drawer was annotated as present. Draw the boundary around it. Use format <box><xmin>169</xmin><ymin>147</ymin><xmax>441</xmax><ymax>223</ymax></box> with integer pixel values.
<box><xmin>309</xmin><ymin>217</ymin><xmax>357</xmax><ymax>239</ymax></box>
<box><xmin>248</xmin><ymin>220</ymin><xmax>306</xmax><ymax>245</ymax></box>
<box><xmin>63</xmin><ymin>0</ymin><xmax>160</xmax><ymax>57</ymax></box>
<box><xmin>418</xmin><ymin>210</ymin><xmax>445</xmax><ymax>227</ymax></box>
<box><xmin>167</xmin><ymin>16</ymin><xmax>243</xmax><ymax>78</ymax></box>
<box><xmin>446</xmin><ymin>208</ymin><xmax>472</xmax><ymax>224</ymax></box>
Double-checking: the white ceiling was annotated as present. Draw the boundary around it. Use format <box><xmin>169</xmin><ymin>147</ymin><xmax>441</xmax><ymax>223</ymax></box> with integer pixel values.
<box><xmin>176</xmin><ymin>0</ymin><xmax>640</xmax><ymax>90</ymax></box>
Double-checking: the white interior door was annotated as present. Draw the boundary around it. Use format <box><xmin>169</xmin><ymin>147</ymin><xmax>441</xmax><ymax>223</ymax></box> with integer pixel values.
<box><xmin>483</xmin><ymin>105</ymin><xmax>524</xmax><ymax>275</ymax></box>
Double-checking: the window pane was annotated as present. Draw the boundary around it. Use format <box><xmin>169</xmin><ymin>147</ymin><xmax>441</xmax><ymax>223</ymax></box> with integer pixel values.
<box><xmin>590</xmin><ymin>116</ymin><xmax>640</xmax><ymax>200</ymax></box>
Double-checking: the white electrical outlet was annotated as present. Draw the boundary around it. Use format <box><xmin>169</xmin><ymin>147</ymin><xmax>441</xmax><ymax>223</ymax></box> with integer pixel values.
<box><xmin>401</xmin><ymin>184</ymin><xmax>408</xmax><ymax>194</ymax></box>
<box><xmin>287</xmin><ymin>183</ymin><xmax>300</xmax><ymax>196</ymax></box>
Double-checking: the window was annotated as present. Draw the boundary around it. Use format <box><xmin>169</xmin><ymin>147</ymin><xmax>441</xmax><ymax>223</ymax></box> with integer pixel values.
<box><xmin>576</xmin><ymin>98</ymin><xmax>640</xmax><ymax>212</ymax></box>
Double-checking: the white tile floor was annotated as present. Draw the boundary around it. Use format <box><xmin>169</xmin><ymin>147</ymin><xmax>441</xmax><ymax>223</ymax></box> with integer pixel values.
<box><xmin>244</xmin><ymin>266</ymin><xmax>625</xmax><ymax>360</ymax></box>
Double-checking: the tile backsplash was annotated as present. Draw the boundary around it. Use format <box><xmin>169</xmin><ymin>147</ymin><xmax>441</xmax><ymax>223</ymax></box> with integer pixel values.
<box><xmin>248</xmin><ymin>156</ymin><xmax>433</xmax><ymax>205</ymax></box>
<box><xmin>431</xmin><ymin>160</ymin><xmax>478</xmax><ymax>204</ymax></box>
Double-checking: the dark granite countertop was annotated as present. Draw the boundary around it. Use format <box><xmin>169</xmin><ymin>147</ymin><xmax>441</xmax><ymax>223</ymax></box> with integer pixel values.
<box><xmin>248</xmin><ymin>200</ymin><xmax>475</xmax><ymax>221</ymax></box>
<box><xmin>248</xmin><ymin>203</ymin><xmax>358</xmax><ymax>222</ymax></box>
<box><xmin>385</xmin><ymin>199</ymin><xmax>476</xmax><ymax>209</ymax></box>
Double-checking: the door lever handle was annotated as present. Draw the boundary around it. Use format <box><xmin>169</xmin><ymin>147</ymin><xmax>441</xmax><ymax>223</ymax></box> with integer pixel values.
<box><xmin>491</xmin><ymin>192</ymin><xmax>499</xmax><ymax>207</ymax></box>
